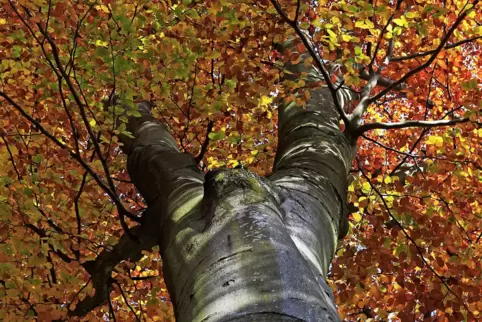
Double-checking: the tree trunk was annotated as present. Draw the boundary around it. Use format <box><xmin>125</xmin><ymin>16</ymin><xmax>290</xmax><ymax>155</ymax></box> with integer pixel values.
<box><xmin>120</xmin><ymin>48</ymin><xmax>356</xmax><ymax>321</ymax></box>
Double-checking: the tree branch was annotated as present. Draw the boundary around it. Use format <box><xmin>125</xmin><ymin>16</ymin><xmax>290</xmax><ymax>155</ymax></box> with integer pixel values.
<box><xmin>356</xmin><ymin>117</ymin><xmax>474</xmax><ymax>135</ymax></box>
<box><xmin>270</xmin><ymin>0</ymin><xmax>350</xmax><ymax>126</ymax></box>
<box><xmin>114</xmin><ymin>281</ymin><xmax>141</xmax><ymax>322</ymax></box>
<box><xmin>294</xmin><ymin>0</ymin><xmax>301</xmax><ymax>23</ymax></box>
<box><xmin>195</xmin><ymin>120</ymin><xmax>214</xmax><ymax>164</ymax></box>
<box><xmin>69</xmin><ymin>221</ymin><xmax>158</xmax><ymax>317</ymax></box>
<box><xmin>368</xmin><ymin>14</ymin><xmax>394</xmax><ymax>69</ymax></box>
<box><xmin>347</xmin><ymin>73</ymin><xmax>380</xmax><ymax>127</ymax></box>
<box><xmin>0</xmin><ymin>133</ymin><xmax>22</xmax><ymax>181</ymax></box>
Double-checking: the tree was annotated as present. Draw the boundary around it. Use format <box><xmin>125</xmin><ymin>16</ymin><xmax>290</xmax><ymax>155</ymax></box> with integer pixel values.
<box><xmin>0</xmin><ymin>0</ymin><xmax>481</xmax><ymax>321</ymax></box>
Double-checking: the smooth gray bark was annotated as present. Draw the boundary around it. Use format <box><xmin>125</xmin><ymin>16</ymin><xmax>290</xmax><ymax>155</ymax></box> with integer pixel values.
<box><xmin>111</xmin><ymin>43</ymin><xmax>357</xmax><ymax>321</ymax></box>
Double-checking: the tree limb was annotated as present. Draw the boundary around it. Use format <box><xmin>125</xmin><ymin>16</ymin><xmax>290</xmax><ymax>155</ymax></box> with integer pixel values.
<box><xmin>69</xmin><ymin>220</ymin><xmax>159</xmax><ymax>317</ymax></box>
<box><xmin>347</xmin><ymin>73</ymin><xmax>380</xmax><ymax>127</ymax></box>
<box><xmin>0</xmin><ymin>133</ymin><xmax>22</xmax><ymax>181</ymax></box>
<box><xmin>356</xmin><ymin>117</ymin><xmax>475</xmax><ymax>135</ymax></box>
<box><xmin>195</xmin><ymin>120</ymin><xmax>214</xmax><ymax>164</ymax></box>
<box><xmin>270</xmin><ymin>0</ymin><xmax>350</xmax><ymax>126</ymax></box>
<box><xmin>359</xmin><ymin>67</ymin><xmax>403</xmax><ymax>89</ymax></box>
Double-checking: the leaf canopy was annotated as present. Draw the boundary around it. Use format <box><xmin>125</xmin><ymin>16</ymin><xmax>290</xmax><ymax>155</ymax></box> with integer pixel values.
<box><xmin>0</xmin><ymin>0</ymin><xmax>481</xmax><ymax>321</ymax></box>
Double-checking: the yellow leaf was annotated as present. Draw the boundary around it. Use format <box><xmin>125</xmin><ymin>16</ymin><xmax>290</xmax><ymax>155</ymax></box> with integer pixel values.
<box><xmin>393</xmin><ymin>16</ymin><xmax>408</xmax><ymax>27</ymax></box>
<box><xmin>355</xmin><ymin>19</ymin><xmax>374</xmax><ymax>29</ymax></box>
<box><xmin>96</xmin><ymin>5</ymin><xmax>110</xmax><ymax>13</ymax></box>
<box><xmin>361</xmin><ymin>182</ymin><xmax>371</xmax><ymax>193</ymax></box>
<box><xmin>259</xmin><ymin>95</ymin><xmax>273</xmax><ymax>107</ymax></box>
<box><xmin>436</xmin><ymin>60</ymin><xmax>448</xmax><ymax>70</ymax></box>
<box><xmin>342</xmin><ymin>34</ymin><xmax>352</xmax><ymax>42</ymax></box>
<box><xmin>95</xmin><ymin>40</ymin><xmax>109</xmax><ymax>47</ymax></box>
<box><xmin>352</xmin><ymin>212</ymin><xmax>362</xmax><ymax>222</ymax></box>
<box><xmin>426</xmin><ymin>135</ymin><xmax>444</xmax><ymax>147</ymax></box>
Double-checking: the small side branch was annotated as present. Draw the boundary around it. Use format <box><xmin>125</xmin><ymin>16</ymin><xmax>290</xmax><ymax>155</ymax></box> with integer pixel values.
<box><xmin>0</xmin><ymin>133</ymin><xmax>22</xmax><ymax>181</ymax></box>
<box><xmin>114</xmin><ymin>281</ymin><xmax>141</xmax><ymax>322</ymax></box>
<box><xmin>391</xmin><ymin>36</ymin><xmax>482</xmax><ymax>62</ymax></box>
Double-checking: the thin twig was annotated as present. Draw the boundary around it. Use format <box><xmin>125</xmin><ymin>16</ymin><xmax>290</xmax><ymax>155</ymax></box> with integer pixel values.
<box><xmin>114</xmin><ymin>281</ymin><xmax>141</xmax><ymax>322</ymax></box>
<box><xmin>391</xmin><ymin>36</ymin><xmax>482</xmax><ymax>62</ymax></box>
<box><xmin>0</xmin><ymin>133</ymin><xmax>22</xmax><ymax>180</ymax></box>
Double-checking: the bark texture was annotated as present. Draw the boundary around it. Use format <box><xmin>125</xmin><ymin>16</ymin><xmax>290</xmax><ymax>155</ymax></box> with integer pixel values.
<box><xmin>108</xmin><ymin>44</ymin><xmax>357</xmax><ymax>321</ymax></box>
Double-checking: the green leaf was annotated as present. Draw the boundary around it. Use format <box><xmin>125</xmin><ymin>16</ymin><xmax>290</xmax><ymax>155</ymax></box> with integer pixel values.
<box><xmin>461</xmin><ymin>79</ymin><xmax>477</xmax><ymax>90</ymax></box>
<box><xmin>32</xmin><ymin>154</ymin><xmax>43</xmax><ymax>163</ymax></box>
<box><xmin>12</xmin><ymin>46</ymin><xmax>21</xmax><ymax>59</ymax></box>
<box><xmin>229</xmin><ymin>136</ymin><xmax>241</xmax><ymax>144</ymax></box>
<box><xmin>208</xmin><ymin>132</ymin><xmax>225</xmax><ymax>141</ymax></box>
<box><xmin>5</xmin><ymin>280</ymin><xmax>15</xmax><ymax>289</ymax></box>
<box><xmin>355</xmin><ymin>46</ymin><xmax>362</xmax><ymax>56</ymax></box>
<box><xmin>225</xmin><ymin>79</ymin><xmax>236</xmax><ymax>91</ymax></box>
<box><xmin>121</xmin><ymin>130</ymin><xmax>135</xmax><ymax>139</ymax></box>
<box><xmin>187</xmin><ymin>10</ymin><xmax>200</xmax><ymax>19</ymax></box>
<box><xmin>127</xmin><ymin>109</ymin><xmax>142</xmax><ymax>117</ymax></box>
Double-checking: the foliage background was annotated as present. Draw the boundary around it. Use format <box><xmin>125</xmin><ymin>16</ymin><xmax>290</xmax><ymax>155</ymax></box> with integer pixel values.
<box><xmin>0</xmin><ymin>0</ymin><xmax>481</xmax><ymax>320</ymax></box>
